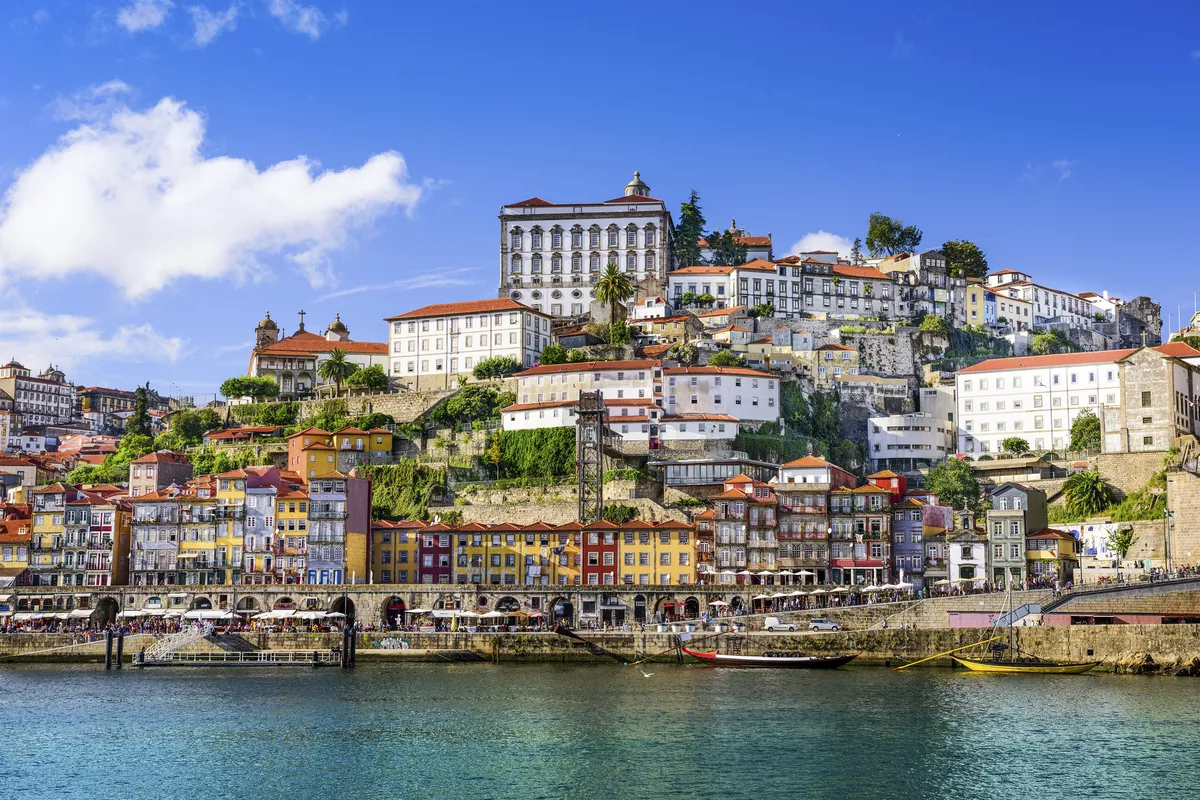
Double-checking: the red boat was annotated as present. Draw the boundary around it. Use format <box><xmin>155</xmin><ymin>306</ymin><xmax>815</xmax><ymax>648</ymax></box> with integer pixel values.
<box><xmin>682</xmin><ymin>647</ymin><xmax>857</xmax><ymax>669</ymax></box>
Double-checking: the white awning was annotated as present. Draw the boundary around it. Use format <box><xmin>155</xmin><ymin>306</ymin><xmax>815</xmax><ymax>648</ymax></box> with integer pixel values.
<box><xmin>69</xmin><ymin>609</ymin><xmax>94</xmax><ymax>618</ymax></box>
<box><xmin>13</xmin><ymin>612</ymin><xmax>43</xmax><ymax>621</ymax></box>
<box><xmin>0</xmin><ymin>594</ymin><xmax>11</xmax><ymax>602</ymax></box>
<box><xmin>293</xmin><ymin>611</ymin><xmax>325</xmax><ymax>620</ymax></box>
<box><xmin>117</xmin><ymin>610</ymin><xmax>145</xmax><ymax>618</ymax></box>
<box><xmin>74</xmin><ymin>593</ymin><xmax>90</xmax><ymax>599</ymax></box>
<box><xmin>167</xmin><ymin>592</ymin><xmax>188</xmax><ymax>598</ymax></box>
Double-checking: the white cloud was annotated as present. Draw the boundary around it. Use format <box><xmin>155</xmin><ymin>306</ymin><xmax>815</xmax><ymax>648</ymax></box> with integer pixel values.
<box><xmin>0</xmin><ymin>91</ymin><xmax>424</xmax><ymax>299</ymax></box>
<box><xmin>1021</xmin><ymin>159</ymin><xmax>1077</xmax><ymax>186</ymax></box>
<box><xmin>51</xmin><ymin>79</ymin><xmax>133</xmax><ymax>121</ymax></box>
<box><xmin>117</xmin><ymin>0</ymin><xmax>174</xmax><ymax>32</ymax></box>
<box><xmin>267</xmin><ymin>0</ymin><xmax>327</xmax><ymax>39</ymax></box>
<box><xmin>319</xmin><ymin>268</ymin><xmax>477</xmax><ymax>302</ymax></box>
<box><xmin>190</xmin><ymin>4</ymin><xmax>238</xmax><ymax>46</ymax></box>
<box><xmin>788</xmin><ymin>231</ymin><xmax>855</xmax><ymax>258</ymax></box>
<box><xmin>891</xmin><ymin>31</ymin><xmax>914</xmax><ymax>59</ymax></box>
<box><xmin>0</xmin><ymin>306</ymin><xmax>185</xmax><ymax>373</ymax></box>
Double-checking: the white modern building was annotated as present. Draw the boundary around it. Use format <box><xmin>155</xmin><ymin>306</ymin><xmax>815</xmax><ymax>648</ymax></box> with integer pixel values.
<box><xmin>955</xmin><ymin>342</ymin><xmax>1200</xmax><ymax>454</ymax></box>
<box><xmin>1078</xmin><ymin>290</ymin><xmax>1123</xmax><ymax>321</ymax></box>
<box><xmin>498</xmin><ymin>172</ymin><xmax>675</xmax><ymax>317</ymax></box>
<box><xmin>630</xmin><ymin>296</ymin><xmax>674</xmax><ymax>320</ymax></box>
<box><xmin>868</xmin><ymin>412</ymin><xmax>957</xmax><ymax>471</ymax></box>
<box><xmin>385</xmin><ymin>298</ymin><xmax>553</xmax><ymax>391</ymax></box>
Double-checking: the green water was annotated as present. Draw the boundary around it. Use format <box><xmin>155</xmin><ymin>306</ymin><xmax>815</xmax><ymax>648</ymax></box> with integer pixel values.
<box><xmin>0</xmin><ymin>663</ymin><xmax>1195</xmax><ymax>799</ymax></box>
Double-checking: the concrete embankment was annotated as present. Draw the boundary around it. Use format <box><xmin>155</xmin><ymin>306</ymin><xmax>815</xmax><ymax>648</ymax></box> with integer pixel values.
<box><xmin>7</xmin><ymin>625</ymin><xmax>1200</xmax><ymax>673</ymax></box>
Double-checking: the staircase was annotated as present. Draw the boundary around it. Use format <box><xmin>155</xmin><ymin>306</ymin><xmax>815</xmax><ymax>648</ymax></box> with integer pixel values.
<box><xmin>144</xmin><ymin>623</ymin><xmax>213</xmax><ymax>660</ymax></box>
<box><xmin>209</xmin><ymin>633</ymin><xmax>260</xmax><ymax>653</ymax></box>
<box><xmin>990</xmin><ymin>603</ymin><xmax>1042</xmax><ymax>627</ymax></box>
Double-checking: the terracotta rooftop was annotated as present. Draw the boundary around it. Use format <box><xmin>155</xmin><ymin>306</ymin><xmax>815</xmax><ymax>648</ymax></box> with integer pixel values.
<box><xmin>957</xmin><ymin>343</ymin><xmax>1200</xmax><ymax>374</ymax></box>
<box><xmin>256</xmin><ymin>330</ymin><xmax>387</xmax><ymax>356</ymax></box>
<box><xmin>385</xmin><ymin>298</ymin><xmax>544</xmax><ymax>321</ymax></box>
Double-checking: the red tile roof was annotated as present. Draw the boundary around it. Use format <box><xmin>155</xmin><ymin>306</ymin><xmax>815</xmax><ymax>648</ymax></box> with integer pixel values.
<box><xmin>601</xmin><ymin>195</ymin><xmax>663</xmax><ymax>204</ymax></box>
<box><xmin>501</xmin><ymin>400</ymin><xmax>575</xmax><ymax>413</ymax></box>
<box><xmin>833</xmin><ymin>264</ymin><xmax>889</xmax><ymax>280</ymax></box>
<box><xmin>385</xmin><ymin>298</ymin><xmax>544</xmax><ymax>321</ymax></box>
<box><xmin>957</xmin><ymin>344</ymin><xmax>1200</xmax><ymax>374</ymax></box>
<box><xmin>256</xmin><ymin>330</ymin><xmax>387</xmax><ymax>356</ymax></box>
<box><xmin>670</xmin><ymin>264</ymin><xmax>736</xmax><ymax>276</ymax></box>
<box><xmin>698</xmin><ymin>235</ymin><xmax>773</xmax><ymax>247</ymax></box>
<box><xmin>696</xmin><ymin>305</ymin><xmax>744</xmax><ymax>318</ymax></box>
<box><xmin>131</xmin><ymin>450</ymin><xmax>191</xmax><ymax>465</ymax></box>
<box><xmin>639</xmin><ymin>343</ymin><xmax>674</xmax><ymax>358</ymax></box>
<box><xmin>662</xmin><ymin>413</ymin><xmax>737</xmax><ymax>422</ymax></box>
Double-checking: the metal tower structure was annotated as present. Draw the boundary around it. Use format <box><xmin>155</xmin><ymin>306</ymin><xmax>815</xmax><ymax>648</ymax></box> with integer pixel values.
<box><xmin>576</xmin><ymin>390</ymin><xmax>608</xmax><ymax>523</ymax></box>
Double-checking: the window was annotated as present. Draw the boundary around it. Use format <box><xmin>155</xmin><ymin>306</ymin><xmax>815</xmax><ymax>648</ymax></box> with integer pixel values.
<box><xmin>1142</xmin><ymin>391</ymin><xmax>1152</xmax><ymax>407</ymax></box>
<box><xmin>1143</xmin><ymin>435</ymin><xmax>1154</xmax><ymax>446</ymax></box>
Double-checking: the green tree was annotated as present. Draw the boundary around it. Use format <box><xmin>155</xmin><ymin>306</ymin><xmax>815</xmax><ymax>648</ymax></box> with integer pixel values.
<box><xmin>695</xmin><ymin>292</ymin><xmax>715</xmax><ymax>308</ymax></box>
<box><xmin>566</xmin><ymin>348</ymin><xmax>590</xmax><ymax>363</ymax></box>
<box><xmin>345</xmin><ymin>364</ymin><xmax>390</xmax><ymax>392</ymax></box>
<box><xmin>707</xmin><ymin>351</ymin><xmax>747</xmax><ymax>367</ymax></box>
<box><xmin>831</xmin><ymin>439</ymin><xmax>861</xmax><ymax>474</ymax></box>
<box><xmin>356</xmin><ymin>412</ymin><xmax>395</xmax><ymax>430</ymax></box>
<box><xmin>124</xmin><ymin>384</ymin><xmax>151</xmax><ymax>437</ymax></box>
<box><xmin>1064</xmin><ymin>470</ymin><xmax>1114</xmax><ymax>518</ymax></box>
<box><xmin>680</xmin><ymin>291</ymin><xmax>697</xmax><ymax>307</ymax></box>
<box><xmin>850</xmin><ymin>237</ymin><xmax>863</xmax><ymax>264</ymax></box>
<box><xmin>318</xmin><ymin>349</ymin><xmax>357</xmax><ymax>397</ymax></box>
<box><xmin>472</xmin><ymin>355</ymin><xmax>522</xmax><ymax>380</ymax></box>
<box><xmin>1000</xmin><ymin>437</ymin><xmax>1030</xmax><ymax>454</ymax></box>
<box><xmin>866</xmin><ymin>212</ymin><xmax>923</xmax><ymax>257</ymax></box>
<box><xmin>219</xmin><ymin>375</ymin><xmax>280</xmax><ymax>400</ymax></box>
<box><xmin>601</xmin><ymin>503</ymin><xmax>637</xmax><ymax>524</ymax></box>
<box><xmin>1031</xmin><ymin>332</ymin><xmax>1057</xmax><ymax>356</ymax></box>
<box><xmin>919</xmin><ymin>315</ymin><xmax>951</xmax><ymax>338</ymax></box>
<box><xmin>924</xmin><ymin>457</ymin><xmax>982</xmax><ymax>512</ymax></box>
<box><xmin>1106</xmin><ymin>525</ymin><xmax>1138</xmax><ymax>580</ymax></box>
<box><xmin>539</xmin><ymin>344</ymin><xmax>567</xmax><ymax>365</ymax></box>
<box><xmin>747</xmin><ymin>303</ymin><xmax>775</xmax><ymax>318</ymax></box>
<box><xmin>705</xmin><ymin>226</ymin><xmax>749</xmax><ymax>266</ymax></box>
<box><xmin>1070</xmin><ymin>409</ymin><xmax>1102</xmax><ymax>452</ymax></box>
<box><xmin>941</xmin><ymin>239</ymin><xmax>989</xmax><ymax>279</ymax></box>
<box><xmin>675</xmin><ymin>190</ymin><xmax>707</xmax><ymax>266</ymax></box>
<box><xmin>431</xmin><ymin>385</ymin><xmax>506</xmax><ymax>428</ymax></box>
<box><xmin>595</xmin><ymin>263</ymin><xmax>633</xmax><ymax>341</ymax></box>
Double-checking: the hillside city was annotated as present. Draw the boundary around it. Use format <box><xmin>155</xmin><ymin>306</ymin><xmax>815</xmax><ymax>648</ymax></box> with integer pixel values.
<box><xmin>3</xmin><ymin>172</ymin><xmax>1200</xmax><ymax>627</ymax></box>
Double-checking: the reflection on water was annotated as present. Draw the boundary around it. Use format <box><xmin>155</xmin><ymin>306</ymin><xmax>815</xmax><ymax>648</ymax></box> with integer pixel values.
<box><xmin>0</xmin><ymin>663</ymin><xmax>1197</xmax><ymax>800</ymax></box>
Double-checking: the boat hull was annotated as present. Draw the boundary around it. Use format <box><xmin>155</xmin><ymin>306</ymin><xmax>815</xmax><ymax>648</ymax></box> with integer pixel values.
<box><xmin>952</xmin><ymin>657</ymin><xmax>1101</xmax><ymax>674</ymax></box>
<box><xmin>682</xmin><ymin>648</ymin><xmax>856</xmax><ymax>669</ymax></box>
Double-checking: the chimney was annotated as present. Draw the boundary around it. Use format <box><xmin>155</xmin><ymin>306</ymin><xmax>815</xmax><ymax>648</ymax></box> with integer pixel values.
<box><xmin>1102</xmin><ymin>290</ymin><xmax>1109</xmax><ymax>301</ymax></box>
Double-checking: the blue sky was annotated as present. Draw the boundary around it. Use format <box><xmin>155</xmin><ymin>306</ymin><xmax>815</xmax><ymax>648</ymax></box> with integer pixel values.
<box><xmin>1</xmin><ymin>1</ymin><xmax>1198</xmax><ymax>400</ymax></box>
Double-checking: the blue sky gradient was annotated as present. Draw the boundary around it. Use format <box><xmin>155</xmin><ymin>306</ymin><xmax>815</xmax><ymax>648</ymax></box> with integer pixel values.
<box><xmin>1</xmin><ymin>1</ymin><xmax>1198</xmax><ymax>399</ymax></box>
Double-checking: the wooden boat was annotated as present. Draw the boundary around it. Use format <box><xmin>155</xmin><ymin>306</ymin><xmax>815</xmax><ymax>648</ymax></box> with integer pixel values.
<box><xmin>952</xmin><ymin>656</ymin><xmax>1100</xmax><ymax>674</ymax></box>
<box><xmin>682</xmin><ymin>647</ymin><xmax>857</xmax><ymax>669</ymax></box>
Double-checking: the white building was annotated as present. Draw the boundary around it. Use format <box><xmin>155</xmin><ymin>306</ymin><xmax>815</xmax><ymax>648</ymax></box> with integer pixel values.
<box><xmin>876</xmin><ymin>250</ymin><xmax>966</xmax><ymax>324</ymax></box>
<box><xmin>498</xmin><ymin>172</ymin><xmax>675</xmax><ymax>317</ymax></box>
<box><xmin>868</xmin><ymin>412</ymin><xmax>957</xmax><ymax>471</ymax></box>
<box><xmin>663</xmin><ymin>366</ymin><xmax>778</xmax><ymax>423</ymax></box>
<box><xmin>386</xmin><ymin>298</ymin><xmax>553</xmax><ymax>391</ymax></box>
<box><xmin>1078</xmin><ymin>291</ymin><xmax>1123</xmax><ymax>321</ymax></box>
<box><xmin>249</xmin><ymin>312</ymin><xmax>388</xmax><ymax>401</ymax></box>
<box><xmin>0</xmin><ymin>362</ymin><xmax>73</xmax><ymax>426</ymax></box>
<box><xmin>947</xmin><ymin>532</ymin><xmax>988</xmax><ymax>582</ymax></box>
<box><xmin>630</xmin><ymin>296</ymin><xmax>674</xmax><ymax>320</ymax></box>
<box><xmin>985</xmin><ymin>270</ymin><xmax>1096</xmax><ymax>329</ymax></box>
<box><xmin>776</xmin><ymin>455</ymin><xmax>856</xmax><ymax>487</ymax></box>
<box><xmin>955</xmin><ymin>342</ymin><xmax>1200</xmax><ymax>454</ymax></box>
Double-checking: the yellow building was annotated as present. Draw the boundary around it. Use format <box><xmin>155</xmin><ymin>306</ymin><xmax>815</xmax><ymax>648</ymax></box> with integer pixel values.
<box><xmin>965</xmin><ymin>279</ymin><xmax>989</xmax><ymax>328</ymax></box>
<box><xmin>289</xmin><ymin>425</ymin><xmax>393</xmax><ymax>481</ymax></box>
<box><xmin>0</xmin><ymin>519</ymin><xmax>31</xmax><ymax>584</ymax></box>
<box><xmin>214</xmin><ymin>469</ymin><xmax>248</xmax><ymax>585</ymax></box>
<box><xmin>272</xmin><ymin>487</ymin><xmax>309</xmax><ymax>584</ymax></box>
<box><xmin>178</xmin><ymin>481</ymin><xmax>219</xmax><ymax>585</ymax></box>
<box><xmin>739</xmin><ymin>336</ymin><xmax>794</xmax><ymax>371</ymax></box>
<box><xmin>619</xmin><ymin>520</ymin><xmax>696</xmax><ymax>586</ymax></box>
<box><xmin>794</xmin><ymin>343</ymin><xmax>859</xmax><ymax>389</ymax></box>
<box><xmin>372</xmin><ymin>520</ymin><xmax>425</xmax><ymax>584</ymax></box>
<box><xmin>1026</xmin><ymin>528</ymin><xmax>1079</xmax><ymax>585</ymax></box>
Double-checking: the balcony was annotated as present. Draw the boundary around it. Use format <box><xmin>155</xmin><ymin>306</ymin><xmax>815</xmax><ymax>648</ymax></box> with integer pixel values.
<box><xmin>309</xmin><ymin>509</ymin><xmax>345</xmax><ymax>519</ymax></box>
<box><xmin>780</xmin><ymin>505</ymin><xmax>827</xmax><ymax>515</ymax></box>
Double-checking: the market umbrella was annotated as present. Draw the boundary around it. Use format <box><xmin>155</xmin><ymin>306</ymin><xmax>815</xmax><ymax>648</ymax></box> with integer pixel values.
<box><xmin>797</xmin><ymin>570</ymin><xmax>816</xmax><ymax>576</ymax></box>
<box><xmin>325</xmin><ymin>611</ymin><xmax>346</xmax><ymax>618</ymax></box>
<box><xmin>830</xmin><ymin>587</ymin><xmax>848</xmax><ymax>593</ymax></box>
<box><xmin>479</xmin><ymin>611</ymin><xmax>507</xmax><ymax>619</ymax></box>
<box><xmin>808</xmin><ymin>588</ymin><xmax>827</xmax><ymax>595</ymax></box>
<box><xmin>752</xmin><ymin>594</ymin><xmax>772</xmax><ymax>600</ymax></box>
<box><xmin>934</xmin><ymin>579</ymin><xmax>951</xmax><ymax>586</ymax></box>
<box><xmin>405</xmin><ymin>608</ymin><xmax>432</xmax><ymax>614</ymax></box>
<box><xmin>708</xmin><ymin>600</ymin><xmax>729</xmax><ymax>606</ymax></box>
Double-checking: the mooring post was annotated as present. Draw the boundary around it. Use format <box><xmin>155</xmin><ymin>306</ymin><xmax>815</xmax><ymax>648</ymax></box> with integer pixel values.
<box><xmin>104</xmin><ymin>628</ymin><xmax>113</xmax><ymax>671</ymax></box>
<box><xmin>116</xmin><ymin>630</ymin><xmax>124</xmax><ymax>670</ymax></box>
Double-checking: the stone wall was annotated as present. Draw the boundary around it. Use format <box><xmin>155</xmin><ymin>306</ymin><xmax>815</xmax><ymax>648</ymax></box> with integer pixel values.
<box><xmin>1167</xmin><ymin>469</ymin><xmax>1200</xmax><ymax>563</ymax></box>
<box><xmin>1094</xmin><ymin>451</ymin><xmax>1167</xmax><ymax>497</ymax></box>
<box><xmin>1117</xmin><ymin>296</ymin><xmax>1163</xmax><ymax>348</ymax></box>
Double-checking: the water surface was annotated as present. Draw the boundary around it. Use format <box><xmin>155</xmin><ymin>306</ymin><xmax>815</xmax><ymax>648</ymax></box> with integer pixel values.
<box><xmin>0</xmin><ymin>663</ymin><xmax>1193</xmax><ymax>799</ymax></box>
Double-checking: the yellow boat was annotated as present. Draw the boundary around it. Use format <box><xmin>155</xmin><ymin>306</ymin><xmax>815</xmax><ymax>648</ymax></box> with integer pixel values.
<box><xmin>952</xmin><ymin>656</ymin><xmax>1101</xmax><ymax>674</ymax></box>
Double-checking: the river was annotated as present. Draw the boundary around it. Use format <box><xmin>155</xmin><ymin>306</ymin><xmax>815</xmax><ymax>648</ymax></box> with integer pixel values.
<box><xmin>0</xmin><ymin>663</ymin><xmax>1196</xmax><ymax>799</ymax></box>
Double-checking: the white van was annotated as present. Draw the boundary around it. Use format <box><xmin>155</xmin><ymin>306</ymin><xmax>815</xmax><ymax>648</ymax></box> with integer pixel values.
<box><xmin>763</xmin><ymin>616</ymin><xmax>796</xmax><ymax>632</ymax></box>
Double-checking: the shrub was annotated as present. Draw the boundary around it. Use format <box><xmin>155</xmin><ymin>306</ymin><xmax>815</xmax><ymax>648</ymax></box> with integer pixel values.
<box><xmin>473</xmin><ymin>355</ymin><xmax>522</xmax><ymax>380</ymax></box>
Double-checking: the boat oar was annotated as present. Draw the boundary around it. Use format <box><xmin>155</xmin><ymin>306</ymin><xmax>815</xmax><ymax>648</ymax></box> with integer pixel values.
<box><xmin>627</xmin><ymin>629</ymin><xmax>726</xmax><ymax>668</ymax></box>
<box><xmin>892</xmin><ymin>635</ymin><xmax>1003</xmax><ymax>671</ymax></box>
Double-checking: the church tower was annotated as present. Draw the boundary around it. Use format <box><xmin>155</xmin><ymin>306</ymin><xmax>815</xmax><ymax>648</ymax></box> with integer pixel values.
<box><xmin>623</xmin><ymin>170</ymin><xmax>650</xmax><ymax>197</ymax></box>
<box><xmin>325</xmin><ymin>313</ymin><xmax>350</xmax><ymax>342</ymax></box>
<box><xmin>255</xmin><ymin>312</ymin><xmax>280</xmax><ymax>349</ymax></box>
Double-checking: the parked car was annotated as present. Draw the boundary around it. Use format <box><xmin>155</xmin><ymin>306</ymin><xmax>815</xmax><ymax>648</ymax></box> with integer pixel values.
<box><xmin>808</xmin><ymin>618</ymin><xmax>840</xmax><ymax>632</ymax></box>
<box><xmin>763</xmin><ymin>616</ymin><xmax>796</xmax><ymax>632</ymax></box>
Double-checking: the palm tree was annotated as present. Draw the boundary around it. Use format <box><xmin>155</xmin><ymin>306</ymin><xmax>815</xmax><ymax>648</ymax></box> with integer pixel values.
<box><xmin>595</xmin><ymin>262</ymin><xmax>633</xmax><ymax>344</ymax></box>
<box><xmin>1063</xmin><ymin>470</ymin><xmax>1113</xmax><ymax>519</ymax></box>
<box><xmin>318</xmin><ymin>349</ymin><xmax>356</xmax><ymax>397</ymax></box>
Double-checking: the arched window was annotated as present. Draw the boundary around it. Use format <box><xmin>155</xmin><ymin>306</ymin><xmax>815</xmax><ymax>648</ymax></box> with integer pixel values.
<box><xmin>531</xmin><ymin>227</ymin><xmax>543</xmax><ymax>249</ymax></box>
<box><xmin>645</xmin><ymin>251</ymin><xmax>655</xmax><ymax>272</ymax></box>
<box><xmin>589</xmin><ymin>253</ymin><xmax>601</xmax><ymax>272</ymax></box>
<box><xmin>626</xmin><ymin>224</ymin><xmax>638</xmax><ymax>247</ymax></box>
<box><xmin>571</xmin><ymin>225</ymin><xmax>583</xmax><ymax>248</ymax></box>
<box><xmin>551</xmin><ymin>253</ymin><xmax>562</xmax><ymax>273</ymax></box>
<box><xmin>644</xmin><ymin>224</ymin><xmax>656</xmax><ymax>246</ymax></box>
<box><xmin>531</xmin><ymin>254</ymin><xmax>542</xmax><ymax>273</ymax></box>
<box><xmin>551</xmin><ymin>227</ymin><xmax>562</xmax><ymax>249</ymax></box>
<box><xmin>510</xmin><ymin>228</ymin><xmax>522</xmax><ymax>249</ymax></box>
<box><xmin>608</xmin><ymin>251</ymin><xmax>620</xmax><ymax>270</ymax></box>
<box><xmin>607</xmin><ymin>225</ymin><xmax>619</xmax><ymax>248</ymax></box>
<box><xmin>571</xmin><ymin>253</ymin><xmax>582</xmax><ymax>272</ymax></box>
<box><xmin>510</xmin><ymin>254</ymin><xmax>522</xmax><ymax>274</ymax></box>
<box><xmin>589</xmin><ymin>225</ymin><xmax>602</xmax><ymax>248</ymax></box>
<box><xmin>626</xmin><ymin>252</ymin><xmax>637</xmax><ymax>272</ymax></box>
